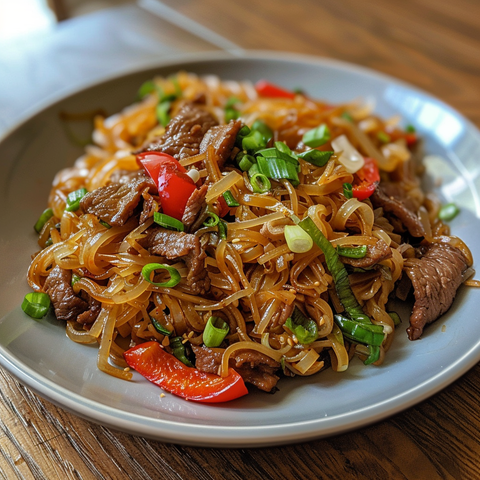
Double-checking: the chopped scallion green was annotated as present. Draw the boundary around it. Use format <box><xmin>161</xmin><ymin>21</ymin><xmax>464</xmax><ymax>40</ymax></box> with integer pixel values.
<box><xmin>141</xmin><ymin>263</ymin><xmax>181</xmax><ymax>288</ymax></box>
<box><xmin>284</xmin><ymin>225</ymin><xmax>313</xmax><ymax>253</ymax></box>
<box><xmin>343</xmin><ymin>183</ymin><xmax>353</xmax><ymax>199</ymax></box>
<box><xmin>203</xmin><ymin>316</ymin><xmax>229</xmax><ymax>347</ymax></box>
<box><xmin>251</xmin><ymin>119</ymin><xmax>273</xmax><ymax>144</ymax></box>
<box><xmin>250</xmin><ymin>173</ymin><xmax>271</xmax><ymax>193</ymax></box>
<box><xmin>388</xmin><ymin>311</ymin><xmax>401</xmax><ymax>327</ymax></box>
<box><xmin>154</xmin><ymin>212</ymin><xmax>185</xmax><ymax>231</ymax></box>
<box><xmin>285</xmin><ymin>307</ymin><xmax>318</xmax><ymax>344</ymax></box>
<box><xmin>203</xmin><ymin>211</ymin><xmax>220</xmax><ymax>228</ymax></box>
<box><xmin>71</xmin><ymin>273</ymin><xmax>82</xmax><ymax>287</ymax></box>
<box><xmin>99</xmin><ymin>220</ymin><xmax>111</xmax><ymax>229</ymax></box>
<box><xmin>238</xmin><ymin>153</ymin><xmax>256</xmax><ymax>172</ymax></box>
<box><xmin>337</xmin><ymin>245</ymin><xmax>368</xmax><ymax>259</ymax></box>
<box><xmin>406</xmin><ymin>124</ymin><xmax>416</xmax><ymax>133</ymax></box>
<box><xmin>65</xmin><ymin>188</ymin><xmax>88</xmax><ymax>212</ymax></box>
<box><xmin>223</xmin><ymin>190</ymin><xmax>240</xmax><ymax>207</ymax></box>
<box><xmin>377</xmin><ymin>131</ymin><xmax>391</xmax><ymax>143</ymax></box>
<box><xmin>256</xmin><ymin>156</ymin><xmax>299</xmax><ymax>186</ymax></box>
<box><xmin>297</xmin><ymin>150</ymin><xmax>333</xmax><ymax>167</ymax></box>
<box><xmin>302</xmin><ymin>124</ymin><xmax>330</xmax><ymax>148</ymax></box>
<box><xmin>156</xmin><ymin>100</ymin><xmax>171</xmax><ymax>127</ymax></box>
<box><xmin>150</xmin><ymin>316</ymin><xmax>172</xmax><ymax>336</ymax></box>
<box><xmin>438</xmin><ymin>203</ymin><xmax>460</xmax><ymax>222</ymax></box>
<box><xmin>170</xmin><ymin>336</ymin><xmax>194</xmax><ymax>367</ymax></box>
<box><xmin>34</xmin><ymin>208</ymin><xmax>54</xmax><ymax>233</ymax></box>
<box><xmin>218</xmin><ymin>219</ymin><xmax>228</xmax><ymax>240</ymax></box>
<box><xmin>21</xmin><ymin>292</ymin><xmax>51</xmax><ymax>319</ymax></box>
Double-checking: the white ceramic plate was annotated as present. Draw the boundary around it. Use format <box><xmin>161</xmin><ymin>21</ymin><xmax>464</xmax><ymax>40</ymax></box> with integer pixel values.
<box><xmin>1</xmin><ymin>51</ymin><xmax>480</xmax><ymax>447</ymax></box>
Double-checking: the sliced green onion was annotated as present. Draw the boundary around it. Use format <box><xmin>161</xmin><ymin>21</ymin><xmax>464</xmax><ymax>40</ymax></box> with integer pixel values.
<box><xmin>21</xmin><ymin>292</ymin><xmax>51</xmax><ymax>319</ymax></box>
<box><xmin>297</xmin><ymin>150</ymin><xmax>333</xmax><ymax>167</ymax></box>
<box><xmin>343</xmin><ymin>183</ymin><xmax>353</xmax><ymax>199</ymax></box>
<box><xmin>225</xmin><ymin>97</ymin><xmax>241</xmax><ymax>122</ymax></box>
<box><xmin>65</xmin><ymin>188</ymin><xmax>88</xmax><ymax>212</ymax></box>
<box><xmin>257</xmin><ymin>146</ymin><xmax>298</xmax><ymax>165</ymax></box>
<box><xmin>302</xmin><ymin>124</ymin><xmax>330</xmax><ymax>148</ymax></box>
<box><xmin>156</xmin><ymin>100</ymin><xmax>171</xmax><ymax>127</ymax></box>
<box><xmin>150</xmin><ymin>316</ymin><xmax>172</xmax><ymax>336</ymax></box>
<box><xmin>285</xmin><ymin>307</ymin><xmax>318</xmax><ymax>344</ymax></box>
<box><xmin>203</xmin><ymin>211</ymin><xmax>220</xmax><ymax>227</ymax></box>
<box><xmin>337</xmin><ymin>245</ymin><xmax>368</xmax><ymax>259</ymax></box>
<box><xmin>334</xmin><ymin>315</ymin><xmax>385</xmax><ymax>347</ymax></box>
<box><xmin>377</xmin><ymin>131</ymin><xmax>391</xmax><ymax>143</ymax></box>
<box><xmin>235</xmin><ymin>125</ymin><xmax>251</xmax><ymax>148</ymax></box>
<box><xmin>137</xmin><ymin>80</ymin><xmax>156</xmax><ymax>100</ymax></box>
<box><xmin>170</xmin><ymin>336</ymin><xmax>194</xmax><ymax>367</ymax></box>
<box><xmin>250</xmin><ymin>173</ymin><xmax>271</xmax><ymax>193</ymax></box>
<box><xmin>99</xmin><ymin>220</ymin><xmax>111</xmax><ymax>229</ymax></box>
<box><xmin>225</xmin><ymin>108</ymin><xmax>240</xmax><ymax>122</ymax></box>
<box><xmin>293</xmin><ymin>87</ymin><xmax>305</xmax><ymax>95</ymax></box>
<box><xmin>154</xmin><ymin>212</ymin><xmax>185</xmax><ymax>232</ymax></box>
<box><xmin>438</xmin><ymin>203</ymin><xmax>460</xmax><ymax>222</ymax></box>
<box><xmin>71</xmin><ymin>273</ymin><xmax>82</xmax><ymax>287</ymax></box>
<box><xmin>274</xmin><ymin>141</ymin><xmax>294</xmax><ymax>156</ymax></box>
<box><xmin>242</xmin><ymin>130</ymin><xmax>267</xmax><ymax>152</ymax></box>
<box><xmin>238</xmin><ymin>153</ymin><xmax>256</xmax><ymax>172</ymax></box>
<box><xmin>298</xmin><ymin>217</ymin><xmax>370</xmax><ymax>324</ymax></box>
<box><xmin>248</xmin><ymin>163</ymin><xmax>260</xmax><ymax>177</ymax></box>
<box><xmin>203</xmin><ymin>316</ymin><xmax>230</xmax><ymax>347</ymax></box>
<box><xmin>341</xmin><ymin>112</ymin><xmax>354</xmax><ymax>122</ymax></box>
<box><xmin>284</xmin><ymin>225</ymin><xmax>313</xmax><ymax>253</ymax></box>
<box><xmin>256</xmin><ymin>156</ymin><xmax>299</xmax><ymax>186</ymax></box>
<box><xmin>223</xmin><ymin>190</ymin><xmax>239</xmax><ymax>207</ymax></box>
<box><xmin>218</xmin><ymin>219</ymin><xmax>228</xmax><ymax>240</ymax></box>
<box><xmin>406</xmin><ymin>124</ymin><xmax>416</xmax><ymax>133</ymax></box>
<box><xmin>44</xmin><ymin>238</ymin><xmax>53</xmax><ymax>247</ymax></box>
<box><xmin>141</xmin><ymin>263</ymin><xmax>181</xmax><ymax>288</ymax></box>
<box><xmin>388</xmin><ymin>311</ymin><xmax>401</xmax><ymax>327</ymax></box>
<box><xmin>251</xmin><ymin>119</ymin><xmax>273</xmax><ymax>144</ymax></box>
<box><xmin>364</xmin><ymin>345</ymin><xmax>381</xmax><ymax>365</ymax></box>
<box><xmin>34</xmin><ymin>208</ymin><xmax>54</xmax><ymax>233</ymax></box>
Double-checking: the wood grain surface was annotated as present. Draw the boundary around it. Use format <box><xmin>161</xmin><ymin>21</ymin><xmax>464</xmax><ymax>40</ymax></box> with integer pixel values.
<box><xmin>2</xmin><ymin>0</ymin><xmax>480</xmax><ymax>478</ymax></box>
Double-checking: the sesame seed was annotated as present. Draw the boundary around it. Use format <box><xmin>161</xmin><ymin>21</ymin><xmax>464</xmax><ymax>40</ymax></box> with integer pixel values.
<box><xmin>289</xmin><ymin>288</ymin><xmax>296</xmax><ymax>294</ymax></box>
<box><xmin>124</xmin><ymin>367</ymin><xmax>130</xmax><ymax>372</ymax></box>
<box><xmin>188</xmin><ymin>331</ymin><xmax>194</xmax><ymax>338</ymax></box>
<box><xmin>232</xmin><ymin>238</ymin><xmax>241</xmax><ymax>243</ymax></box>
<box><xmin>314</xmin><ymin>281</ymin><xmax>320</xmax><ymax>287</ymax></box>
<box><xmin>287</xmin><ymin>338</ymin><xmax>294</xmax><ymax>346</ymax></box>
<box><xmin>160</xmin><ymin>393</ymin><xmax>166</xmax><ymax>398</ymax></box>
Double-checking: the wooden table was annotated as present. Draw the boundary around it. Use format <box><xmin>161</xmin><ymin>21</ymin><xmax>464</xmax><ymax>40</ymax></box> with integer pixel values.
<box><xmin>1</xmin><ymin>0</ymin><xmax>480</xmax><ymax>478</ymax></box>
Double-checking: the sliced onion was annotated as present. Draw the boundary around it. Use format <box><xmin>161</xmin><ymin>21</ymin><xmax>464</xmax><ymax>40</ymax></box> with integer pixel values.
<box><xmin>331</xmin><ymin>135</ymin><xmax>365</xmax><ymax>173</ymax></box>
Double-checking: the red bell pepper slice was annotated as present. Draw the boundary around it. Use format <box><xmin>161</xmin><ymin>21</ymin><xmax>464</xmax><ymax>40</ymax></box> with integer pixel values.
<box><xmin>216</xmin><ymin>195</ymin><xmax>230</xmax><ymax>218</ymax></box>
<box><xmin>255</xmin><ymin>79</ymin><xmax>296</xmax><ymax>99</ymax></box>
<box><xmin>352</xmin><ymin>157</ymin><xmax>380</xmax><ymax>201</ymax></box>
<box><xmin>136</xmin><ymin>152</ymin><xmax>196</xmax><ymax>220</ymax></box>
<box><xmin>124</xmin><ymin>341</ymin><xmax>248</xmax><ymax>403</ymax></box>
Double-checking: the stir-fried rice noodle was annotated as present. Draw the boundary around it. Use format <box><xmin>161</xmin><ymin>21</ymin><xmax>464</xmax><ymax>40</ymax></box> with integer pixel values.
<box><xmin>27</xmin><ymin>72</ymin><xmax>474</xmax><ymax>386</ymax></box>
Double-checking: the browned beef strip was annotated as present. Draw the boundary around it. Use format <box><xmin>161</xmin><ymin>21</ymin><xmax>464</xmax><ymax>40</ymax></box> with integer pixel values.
<box><xmin>371</xmin><ymin>184</ymin><xmax>425</xmax><ymax>238</ymax></box>
<box><xmin>138</xmin><ymin>227</ymin><xmax>210</xmax><ymax>294</ymax></box>
<box><xmin>139</xmin><ymin>191</ymin><xmax>158</xmax><ymax>225</ymax></box>
<box><xmin>80</xmin><ymin>176</ymin><xmax>156</xmax><ymax>226</ymax></box>
<box><xmin>340</xmin><ymin>239</ymin><xmax>392</xmax><ymax>269</ymax></box>
<box><xmin>404</xmin><ymin>242</ymin><xmax>468</xmax><ymax>340</ymax></box>
<box><xmin>199</xmin><ymin>120</ymin><xmax>243</xmax><ymax>167</ymax></box>
<box><xmin>77</xmin><ymin>295</ymin><xmax>101</xmax><ymax>325</ymax></box>
<box><xmin>182</xmin><ymin>184</ymin><xmax>208</xmax><ymax>228</ymax></box>
<box><xmin>44</xmin><ymin>266</ymin><xmax>89</xmax><ymax>321</ymax></box>
<box><xmin>108</xmin><ymin>169</ymin><xmax>148</xmax><ymax>185</ymax></box>
<box><xmin>191</xmin><ymin>345</ymin><xmax>280</xmax><ymax>393</ymax></box>
<box><xmin>139</xmin><ymin>104</ymin><xmax>218</xmax><ymax>159</ymax></box>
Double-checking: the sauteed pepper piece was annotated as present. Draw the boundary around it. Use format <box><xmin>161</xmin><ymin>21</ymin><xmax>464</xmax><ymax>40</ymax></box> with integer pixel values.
<box><xmin>137</xmin><ymin>152</ymin><xmax>196</xmax><ymax>220</ymax></box>
<box><xmin>351</xmin><ymin>157</ymin><xmax>380</xmax><ymax>201</ymax></box>
<box><xmin>255</xmin><ymin>80</ymin><xmax>296</xmax><ymax>99</ymax></box>
<box><xmin>124</xmin><ymin>342</ymin><xmax>248</xmax><ymax>403</ymax></box>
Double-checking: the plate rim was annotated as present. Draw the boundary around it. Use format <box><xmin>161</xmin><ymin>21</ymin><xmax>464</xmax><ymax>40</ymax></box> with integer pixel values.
<box><xmin>1</xmin><ymin>50</ymin><xmax>479</xmax><ymax>447</ymax></box>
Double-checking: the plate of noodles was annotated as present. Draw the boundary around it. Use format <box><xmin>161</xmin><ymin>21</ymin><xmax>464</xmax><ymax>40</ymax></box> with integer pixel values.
<box><xmin>0</xmin><ymin>51</ymin><xmax>479</xmax><ymax>447</ymax></box>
